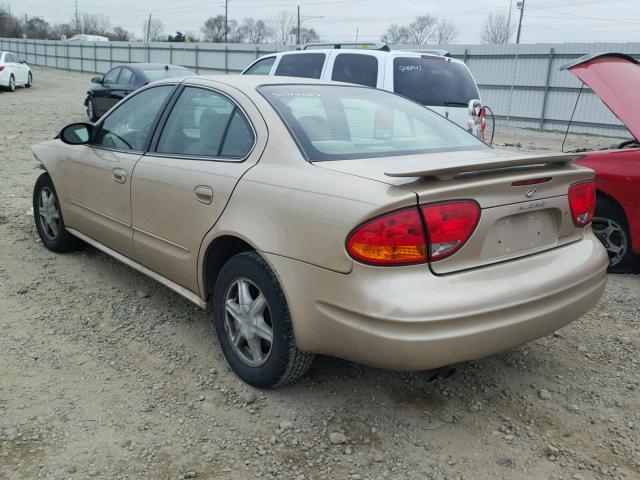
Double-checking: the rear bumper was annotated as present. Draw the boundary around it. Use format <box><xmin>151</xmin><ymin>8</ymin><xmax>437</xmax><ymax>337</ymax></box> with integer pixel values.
<box><xmin>265</xmin><ymin>234</ymin><xmax>608</xmax><ymax>371</ymax></box>
<box><xmin>0</xmin><ymin>70</ymin><xmax>10</xmax><ymax>87</ymax></box>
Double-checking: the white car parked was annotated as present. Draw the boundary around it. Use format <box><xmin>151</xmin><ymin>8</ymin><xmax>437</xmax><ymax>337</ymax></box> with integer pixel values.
<box><xmin>242</xmin><ymin>43</ymin><xmax>485</xmax><ymax>138</ymax></box>
<box><xmin>0</xmin><ymin>51</ymin><xmax>32</xmax><ymax>92</ymax></box>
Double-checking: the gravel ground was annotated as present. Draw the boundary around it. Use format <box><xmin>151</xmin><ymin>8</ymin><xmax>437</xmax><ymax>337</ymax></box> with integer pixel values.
<box><xmin>0</xmin><ymin>67</ymin><xmax>638</xmax><ymax>480</ymax></box>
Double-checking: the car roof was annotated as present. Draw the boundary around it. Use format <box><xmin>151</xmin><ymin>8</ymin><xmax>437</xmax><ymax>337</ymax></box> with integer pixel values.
<box><xmin>111</xmin><ymin>63</ymin><xmax>192</xmax><ymax>73</ymax></box>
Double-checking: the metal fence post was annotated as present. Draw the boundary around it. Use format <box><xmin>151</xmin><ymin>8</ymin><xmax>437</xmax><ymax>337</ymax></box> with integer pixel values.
<box><xmin>169</xmin><ymin>43</ymin><xmax>173</xmax><ymax>64</ymax></box>
<box><xmin>109</xmin><ymin>43</ymin><xmax>112</xmax><ymax>69</ymax></box>
<box><xmin>44</xmin><ymin>40</ymin><xmax>47</xmax><ymax>66</ymax></box>
<box><xmin>128</xmin><ymin>43</ymin><xmax>131</xmax><ymax>63</ymax></box>
<box><xmin>225</xmin><ymin>45</ymin><xmax>228</xmax><ymax>74</ymax></box>
<box><xmin>195</xmin><ymin>44</ymin><xmax>199</xmax><ymax>73</ymax></box>
<box><xmin>463</xmin><ymin>48</ymin><xmax>469</xmax><ymax>64</ymax></box>
<box><xmin>94</xmin><ymin>42</ymin><xmax>97</xmax><ymax>72</ymax></box>
<box><xmin>539</xmin><ymin>47</ymin><xmax>555</xmax><ymax>131</ymax></box>
<box><xmin>80</xmin><ymin>44</ymin><xmax>83</xmax><ymax>72</ymax></box>
<box><xmin>256</xmin><ymin>46</ymin><xmax>259</xmax><ymax>59</ymax></box>
<box><xmin>147</xmin><ymin>42</ymin><xmax>150</xmax><ymax>63</ymax></box>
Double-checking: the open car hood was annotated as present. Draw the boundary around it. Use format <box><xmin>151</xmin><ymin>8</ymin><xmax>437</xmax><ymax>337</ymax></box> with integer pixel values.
<box><xmin>562</xmin><ymin>53</ymin><xmax>640</xmax><ymax>141</ymax></box>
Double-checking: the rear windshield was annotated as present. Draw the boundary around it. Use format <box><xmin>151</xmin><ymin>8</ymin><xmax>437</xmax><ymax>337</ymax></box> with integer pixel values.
<box><xmin>143</xmin><ymin>67</ymin><xmax>193</xmax><ymax>82</ymax></box>
<box><xmin>274</xmin><ymin>53</ymin><xmax>326</xmax><ymax>79</ymax></box>
<box><xmin>393</xmin><ymin>57</ymin><xmax>480</xmax><ymax>107</ymax></box>
<box><xmin>259</xmin><ymin>84</ymin><xmax>486</xmax><ymax>161</ymax></box>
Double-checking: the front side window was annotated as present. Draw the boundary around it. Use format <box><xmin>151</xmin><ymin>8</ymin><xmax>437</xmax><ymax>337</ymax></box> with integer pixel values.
<box><xmin>332</xmin><ymin>53</ymin><xmax>378</xmax><ymax>88</ymax></box>
<box><xmin>244</xmin><ymin>56</ymin><xmax>276</xmax><ymax>75</ymax></box>
<box><xmin>274</xmin><ymin>53</ymin><xmax>326</xmax><ymax>79</ymax></box>
<box><xmin>259</xmin><ymin>84</ymin><xmax>486</xmax><ymax>161</ymax></box>
<box><xmin>156</xmin><ymin>87</ymin><xmax>254</xmax><ymax>159</ymax></box>
<box><xmin>93</xmin><ymin>85</ymin><xmax>174</xmax><ymax>151</ymax></box>
<box><xmin>393</xmin><ymin>57</ymin><xmax>480</xmax><ymax>107</ymax></box>
<box><xmin>102</xmin><ymin>67</ymin><xmax>121</xmax><ymax>84</ymax></box>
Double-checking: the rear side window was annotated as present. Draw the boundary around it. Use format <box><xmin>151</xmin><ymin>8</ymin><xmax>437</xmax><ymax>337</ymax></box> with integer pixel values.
<box><xmin>275</xmin><ymin>53</ymin><xmax>326</xmax><ymax>79</ymax></box>
<box><xmin>332</xmin><ymin>54</ymin><xmax>378</xmax><ymax>87</ymax></box>
<box><xmin>118</xmin><ymin>68</ymin><xmax>135</xmax><ymax>85</ymax></box>
<box><xmin>156</xmin><ymin>86</ymin><xmax>254</xmax><ymax>159</ymax></box>
<box><xmin>244</xmin><ymin>56</ymin><xmax>275</xmax><ymax>75</ymax></box>
<box><xmin>393</xmin><ymin>57</ymin><xmax>480</xmax><ymax>107</ymax></box>
<box><xmin>6</xmin><ymin>52</ymin><xmax>18</xmax><ymax>63</ymax></box>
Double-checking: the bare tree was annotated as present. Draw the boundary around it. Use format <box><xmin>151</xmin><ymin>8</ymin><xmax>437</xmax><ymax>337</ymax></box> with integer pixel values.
<box><xmin>81</xmin><ymin>13</ymin><xmax>111</xmax><ymax>36</ymax></box>
<box><xmin>270</xmin><ymin>11</ymin><xmax>296</xmax><ymax>45</ymax></box>
<box><xmin>201</xmin><ymin>15</ymin><xmax>237</xmax><ymax>42</ymax></box>
<box><xmin>404</xmin><ymin>15</ymin><xmax>438</xmax><ymax>45</ymax></box>
<box><xmin>51</xmin><ymin>22</ymin><xmax>73</xmax><ymax>39</ymax></box>
<box><xmin>0</xmin><ymin>5</ymin><xmax>21</xmax><ymax>37</ymax></box>
<box><xmin>238</xmin><ymin>18</ymin><xmax>271</xmax><ymax>44</ymax></box>
<box><xmin>143</xmin><ymin>18</ymin><xmax>165</xmax><ymax>42</ymax></box>
<box><xmin>480</xmin><ymin>12</ymin><xmax>512</xmax><ymax>45</ymax></box>
<box><xmin>110</xmin><ymin>26</ymin><xmax>131</xmax><ymax>41</ymax></box>
<box><xmin>25</xmin><ymin>17</ymin><xmax>51</xmax><ymax>39</ymax></box>
<box><xmin>381</xmin><ymin>24</ymin><xmax>408</xmax><ymax>44</ymax></box>
<box><xmin>435</xmin><ymin>17</ymin><xmax>458</xmax><ymax>44</ymax></box>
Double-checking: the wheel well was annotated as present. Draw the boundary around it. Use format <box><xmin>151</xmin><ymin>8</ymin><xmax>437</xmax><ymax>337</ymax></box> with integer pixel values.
<box><xmin>596</xmin><ymin>189</ymin><xmax>627</xmax><ymax>221</ymax></box>
<box><xmin>203</xmin><ymin>235</ymin><xmax>254</xmax><ymax>298</ymax></box>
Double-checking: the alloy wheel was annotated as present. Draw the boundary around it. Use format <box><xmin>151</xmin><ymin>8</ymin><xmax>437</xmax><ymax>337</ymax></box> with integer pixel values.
<box><xmin>224</xmin><ymin>278</ymin><xmax>274</xmax><ymax>367</ymax></box>
<box><xmin>592</xmin><ymin>216</ymin><xmax>628</xmax><ymax>267</ymax></box>
<box><xmin>38</xmin><ymin>187</ymin><xmax>61</xmax><ymax>241</ymax></box>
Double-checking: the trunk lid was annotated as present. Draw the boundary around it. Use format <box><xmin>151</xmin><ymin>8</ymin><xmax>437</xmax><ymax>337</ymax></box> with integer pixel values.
<box><xmin>562</xmin><ymin>53</ymin><xmax>640</xmax><ymax>141</ymax></box>
<box><xmin>314</xmin><ymin>149</ymin><xmax>594</xmax><ymax>273</ymax></box>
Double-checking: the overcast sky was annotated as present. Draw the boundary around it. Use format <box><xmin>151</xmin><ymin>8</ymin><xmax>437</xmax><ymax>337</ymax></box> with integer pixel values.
<box><xmin>9</xmin><ymin>0</ymin><xmax>640</xmax><ymax>43</ymax></box>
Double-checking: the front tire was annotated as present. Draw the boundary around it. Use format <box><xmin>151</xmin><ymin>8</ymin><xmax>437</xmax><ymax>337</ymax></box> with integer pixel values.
<box><xmin>33</xmin><ymin>173</ymin><xmax>82</xmax><ymax>253</ymax></box>
<box><xmin>25</xmin><ymin>72</ymin><xmax>32</xmax><ymax>88</ymax></box>
<box><xmin>212</xmin><ymin>252</ymin><xmax>313</xmax><ymax>388</ymax></box>
<box><xmin>86</xmin><ymin>97</ymin><xmax>98</xmax><ymax>121</ymax></box>
<box><xmin>592</xmin><ymin>198</ymin><xmax>637</xmax><ymax>272</ymax></box>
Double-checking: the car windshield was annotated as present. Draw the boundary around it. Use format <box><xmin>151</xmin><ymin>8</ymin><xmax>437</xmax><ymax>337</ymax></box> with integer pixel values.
<box><xmin>142</xmin><ymin>67</ymin><xmax>193</xmax><ymax>82</ymax></box>
<box><xmin>393</xmin><ymin>57</ymin><xmax>480</xmax><ymax>107</ymax></box>
<box><xmin>259</xmin><ymin>84</ymin><xmax>486</xmax><ymax>161</ymax></box>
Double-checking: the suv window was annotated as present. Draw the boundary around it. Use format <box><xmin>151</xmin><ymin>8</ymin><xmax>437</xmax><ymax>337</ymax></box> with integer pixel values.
<box><xmin>392</xmin><ymin>57</ymin><xmax>480</xmax><ymax>107</ymax></box>
<box><xmin>275</xmin><ymin>53</ymin><xmax>326</xmax><ymax>79</ymax></box>
<box><xmin>102</xmin><ymin>67</ymin><xmax>121</xmax><ymax>84</ymax></box>
<box><xmin>245</xmin><ymin>56</ymin><xmax>275</xmax><ymax>75</ymax></box>
<box><xmin>331</xmin><ymin>53</ymin><xmax>378</xmax><ymax>88</ymax></box>
<box><xmin>156</xmin><ymin>87</ymin><xmax>254</xmax><ymax>159</ymax></box>
<box><xmin>93</xmin><ymin>85</ymin><xmax>174</xmax><ymax>151</ymax></box>
<box><xmin>118</xmin><ymin>68</ymin><xmax>135</xmax><ymax>85</ymax></box>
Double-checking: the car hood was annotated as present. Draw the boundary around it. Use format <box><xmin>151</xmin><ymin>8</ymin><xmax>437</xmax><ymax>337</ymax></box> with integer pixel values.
<box><xmin>562</xmin><ymin>53</ymin><xmax>640</xmax><ymax>141</ymax></box>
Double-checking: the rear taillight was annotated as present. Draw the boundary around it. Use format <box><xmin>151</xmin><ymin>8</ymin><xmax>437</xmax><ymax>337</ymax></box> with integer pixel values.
<box><xmin>0</xmin><ymin>66</ymin><xmax>4</xmax><ymax>72</ymax></box>
<box><xmin>421</xmin><ymin>201</ymin><xmax>480</xmax><ymax>261</ymax></box>
<box><xmin>568</xmin><ymin>181</ymin><xmax>596</xmax><ymax>227</ymax></box>
<box><xmin>346</xmin><ymin>207</ymin><xmax>427</xmax><ymax>265</ymax></box>
<box><xmin>346</xmin><ymin>200</ymin><xmax>480</xmax><ymax>266</ymax></box>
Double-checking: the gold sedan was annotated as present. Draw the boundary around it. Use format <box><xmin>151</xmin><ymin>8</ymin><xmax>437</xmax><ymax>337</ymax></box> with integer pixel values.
<box><xmin>31</xmin><ymin>75</ymin><xmax>608</xmax><ymax>387</ymax></box>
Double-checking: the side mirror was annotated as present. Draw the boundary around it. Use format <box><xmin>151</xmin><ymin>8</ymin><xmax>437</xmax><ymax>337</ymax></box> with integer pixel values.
<box><xmin>91</xmin><ymin>75</ymin><xmax>103</xmax><ymax>84</ymax></box>
<box><xmin>59</xmin><ymin>123</ymin><xmax>93</xmax><ymax>145</ymax></box>
<box><xmin>20</xmin><ymin>59</ymin><xmax>26</xmax><ymax>64</ymax></box>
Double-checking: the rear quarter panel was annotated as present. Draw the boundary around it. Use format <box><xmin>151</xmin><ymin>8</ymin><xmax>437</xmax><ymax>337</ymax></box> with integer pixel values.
<box><xmin>577</xmin><ymin>149</ymin><xmax>640</xmax><ymax>254</ymax></box>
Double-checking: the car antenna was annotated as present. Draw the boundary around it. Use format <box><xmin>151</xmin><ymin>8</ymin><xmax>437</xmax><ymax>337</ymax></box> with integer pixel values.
<box><xmin>562</xmin><ymin>82</ymin><xmax>584</xmax><ymax>153</ymax></box>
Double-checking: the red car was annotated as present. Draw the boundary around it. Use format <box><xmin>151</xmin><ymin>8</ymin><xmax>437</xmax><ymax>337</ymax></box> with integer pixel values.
<box><xmin>564</xmin><ymin>53</ymin><xmax>640</xmax><ymax>272</ymax></box>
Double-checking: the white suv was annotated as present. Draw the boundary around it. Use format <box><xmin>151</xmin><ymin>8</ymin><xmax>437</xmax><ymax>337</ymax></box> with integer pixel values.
<box><xmin>242</xmin><ymin>43</ymin><xmax>484</xmax><ymax>138</ymax></box>
<box><xmin>0</xmin><ymin>51</ymin><xmax>33</xmax><ymax>92</ymax></box>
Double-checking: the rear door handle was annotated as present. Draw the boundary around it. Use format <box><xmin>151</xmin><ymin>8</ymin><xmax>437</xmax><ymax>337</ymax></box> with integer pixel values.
<box><xmin>112</xmin><ymin>168</ymin><xmax>127</xmax><ymax>184</ymax></box>
<box><xmin>193</xmin><ymin>185</ymin><xmax>213</xmax><ymax>205</ymax></box>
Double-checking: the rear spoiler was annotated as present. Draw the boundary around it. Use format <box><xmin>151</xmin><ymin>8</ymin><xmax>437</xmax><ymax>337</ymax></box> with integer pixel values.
<box><xmin>384</xmin><ymin>153</ymin><xmax>582</xmax><ymax>181</ymax></box>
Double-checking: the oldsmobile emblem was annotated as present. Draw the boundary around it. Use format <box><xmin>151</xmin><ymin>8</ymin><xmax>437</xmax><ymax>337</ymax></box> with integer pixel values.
<box><xmin>525</xmin><ymin>187</ymin><xmax>537</xmax><ymax>198</ymax></box>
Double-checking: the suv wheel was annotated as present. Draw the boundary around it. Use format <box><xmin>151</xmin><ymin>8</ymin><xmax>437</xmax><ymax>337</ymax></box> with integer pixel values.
<box><xmin>213</xmin><ymin>251</ymin><xmax>314</xmax><ymax>388</ymax></box>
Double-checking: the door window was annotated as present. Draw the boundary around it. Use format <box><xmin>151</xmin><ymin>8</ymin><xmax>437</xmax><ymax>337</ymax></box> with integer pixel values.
<box><xmin>102</xmin><ymin>67</ymin><xmax>121</xmax><ymax>84</ymax></box>
<box><xmin>332</xmin><ymin>53</ymin><xmax>378</xmax><ymax>87</ymax></box>
<box><xmin>92</xmin><ymin>85</ymin><xmax>174</xmax><ymax>151</ymax></box>
<box><xmin>156</xmin><ymin>87</ymin><xmax>254</xmax><ymax>159</ymax></box>
<box><xmin>274</xmin><ymin>53</ymin><xmax>326</xmax><ymax>79</ymax></box>
<box><xmin>244</xmin><ymin>56</ymin><xmax>276</xmax><ymax>75</ymax></box>
<box><xmin>6</xmin><ymin>52</ymin><xmax>18</xmax><ymax>63</ymax></box>
<box><xmin>118</xmin><ymin>68</ymin><xmax>135</xmax><ymax>85</ymax></box>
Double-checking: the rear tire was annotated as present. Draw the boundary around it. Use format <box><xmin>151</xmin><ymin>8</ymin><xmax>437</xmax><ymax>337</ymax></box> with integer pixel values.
<box><xmin>212</xmin><ymin>251</ymin><xmax>313</xmax><ymax>388</ymax></box>
<box><xmin>25</xmin><ymin>72</ymin><xmax>32</xmax><ymax>88</ymax></box>
<box><xmin>592</xmin><ymin>198</ymin><xmax>637</xmax><ymax>273</ymax></box>
<box><xmin>8</xmin><ymin>74</ymin><xmax>15</xmax><ymax>92</ymax></box>
<box><xmin>33</xmin><ymin>173</ymin><xmax>83</xmax><ymax>253</ymax></box>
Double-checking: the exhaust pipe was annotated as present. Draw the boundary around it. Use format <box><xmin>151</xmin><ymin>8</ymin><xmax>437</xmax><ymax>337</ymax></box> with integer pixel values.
<box><xmin>413</xmin><ymin>365</ymin><xmax>457</xmax><ymax>383</ymax></box>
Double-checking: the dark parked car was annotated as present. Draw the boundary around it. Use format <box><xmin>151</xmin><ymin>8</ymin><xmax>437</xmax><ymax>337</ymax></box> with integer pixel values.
<box><xmin>84</xmin><ymin>63</ymin><xmax>194</xmax><ymax>121</ymax></box>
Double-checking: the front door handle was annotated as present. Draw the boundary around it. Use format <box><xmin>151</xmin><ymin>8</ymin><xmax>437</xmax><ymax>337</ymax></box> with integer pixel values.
<box><xmin>193</xmin><ymin>185</ymin><xmax>213</xmax><ymax>205</ymax></box>
<box><xmin>112</xmin><ymin>168</ymin><xmax>127</xmax><ymax>184</ymax></box>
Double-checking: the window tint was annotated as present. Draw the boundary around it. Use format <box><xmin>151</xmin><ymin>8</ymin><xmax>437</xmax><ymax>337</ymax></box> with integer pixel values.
<box><xmin>102</xmin><ymin>68</ymin><xmax>121</xmax><ymax>84</ymax></box>
<box><xmin>260</xmin><ymin>84</ymin><xmax>485</xmax><ymax>161</ymax></box>
<box><xmin>156</xmin><ymin>87</ymin><xmax>254</xmax><ymax>159</ymax></box>
<box><xmin>332</xmin><ymin>54</ymin><xmax>378</xmax><ymax>87</ymax></box>
<box><xmin>274</xmin><ymin>53</ymin><xmax>326</xmax><ymax>79</ymax></box>
<box><xmin>244</xmin><ymin>56</ymin><xmax>275</xmax><ymax>75</ymax></box>
<box><xmin>118</xmin><ymin>68</ymin><xmax>135</xmax><ymax>85</ymax></box>
<box><xmin>393</xmin><ymin>57</ymin><xmax>480</xmax><ymax>107</ymax></box>
<box><xmin>93</xmin><ymin>85</ymin><xmax>174</xmax><ymax>151</ymax></box>
<box><xmin>142</xmin><ymin>66</ymin><xmax>193</xmax><ymax>82</ymax></box>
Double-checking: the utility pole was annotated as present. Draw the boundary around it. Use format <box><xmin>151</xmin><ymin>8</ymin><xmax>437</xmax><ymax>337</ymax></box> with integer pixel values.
<box><xmin>225</xmin><ymin>0</ymin><xmax>228</xmax><ymax>43</ymax></box>
<box><xmin>297</xmin><ymin>5</ymin><xmax>301</xmax><ymax>47</ymax></box>
<box><xmin>506</xmin><ymin>0</ymin><xmax>513</xmax><ymax>42</ymax></box>
<box><xmin>74</xmin><ymin>0</ymin><xmax>79</xmax><ymax>33</ymax></box>
<box><xmin>146</xmin><ymin>13</ymin><xmax>152</xmax><ymax>42</ymax></box>
<box><xmin>516</xmin><ymin>0</ymin><xmax>525</xmax><ymax>44</ymax></box>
